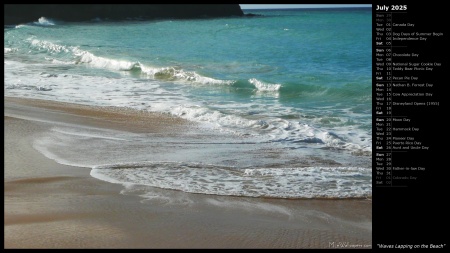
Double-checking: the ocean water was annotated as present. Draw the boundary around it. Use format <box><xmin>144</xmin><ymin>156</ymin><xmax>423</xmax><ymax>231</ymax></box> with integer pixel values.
<box><xmin>4</xmin><ymin>8</ymin><xmax>372</xmax><ymax>199</ymax></box>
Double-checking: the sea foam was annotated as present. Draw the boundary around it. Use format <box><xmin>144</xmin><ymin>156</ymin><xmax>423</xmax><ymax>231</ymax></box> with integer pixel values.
<box><xmin>91</xmin><ymin>161</ymin><xmax>372</xmax><ymax>199</ymax></box>
<box><xmin>34</xmin><ymin>17</ymin><xmax>56</xmax><ymax>26</ymax></box>
<box><xmin>249</xmin><ymin>78</ymin><xmax>281</xmax><ymax>91</ymax></box>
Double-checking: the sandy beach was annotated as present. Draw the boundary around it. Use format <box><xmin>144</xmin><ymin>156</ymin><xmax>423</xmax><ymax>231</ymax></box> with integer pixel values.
<box><xmin>4</xmin><ymin>97</ymin><xmax>372</xmax><ymax>249</ymax></box>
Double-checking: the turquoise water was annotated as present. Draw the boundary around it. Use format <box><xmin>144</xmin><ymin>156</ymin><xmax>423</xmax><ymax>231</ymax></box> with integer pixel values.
<box><xmin>4</xmin><ymin>8</ymin><xmax>372</xmax><ymax>198</ymax></box>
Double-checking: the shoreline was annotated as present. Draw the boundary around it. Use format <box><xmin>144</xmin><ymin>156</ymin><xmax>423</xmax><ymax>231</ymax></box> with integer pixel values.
<box><xmin>4</xmin><ymin>96</ymin><xmax>372</xmax><ymax>248</ymax></box>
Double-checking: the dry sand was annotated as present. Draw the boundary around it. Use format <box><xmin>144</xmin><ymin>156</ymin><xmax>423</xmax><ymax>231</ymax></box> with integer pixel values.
<box><xmin>4</xmin><ymin>97</ymin><xmax>372</xmax><ymax>248</ymax></box>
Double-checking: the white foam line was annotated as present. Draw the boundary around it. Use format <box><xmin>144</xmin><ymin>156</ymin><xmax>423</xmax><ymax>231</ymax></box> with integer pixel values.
<box><xmin>32</xmin><ymin>138</ymin><xmax>91</xmax><ymax>168</ymax></box>
<box><xmin>90</xmin><ymin>161</ymin><xmax>372</xmax><ymax>199</ymax></box>
<box><xmin>52</xmin><ymin>128</ymin><xmax>128</xmax><ymax>141</ymax></box>
<box><xmin>4</xmin><ymin>111</ymin><xmax>129</xmax><ymax>137</ymax></box>
<box><xmin>205</xmin><ymin>198</ymin><xmax>292</xmax><ymax>217</ymax></box>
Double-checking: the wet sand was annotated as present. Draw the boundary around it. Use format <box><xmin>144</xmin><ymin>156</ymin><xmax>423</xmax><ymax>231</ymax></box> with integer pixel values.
<box><xmin>4</xmin><ymin>97</ymin><xmax>372</xmax><ymax>248</ymax></box>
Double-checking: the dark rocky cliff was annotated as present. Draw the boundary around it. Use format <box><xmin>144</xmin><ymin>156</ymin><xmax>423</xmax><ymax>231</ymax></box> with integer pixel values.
<box><xmin>4</xmin><ymin>4</ymin><xmax>244</xmax><ymax>25</ymax></box>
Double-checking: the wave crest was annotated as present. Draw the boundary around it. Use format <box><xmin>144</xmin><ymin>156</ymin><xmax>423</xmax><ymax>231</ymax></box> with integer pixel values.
<box><xmin>74</xmin><ymin>49</ymin><xmax>140</xmax><ymax>71</ymax></box>
<box><xmin>27</xmin><ymin>38</ymin><xmax>234</xmax><ymax>85</ymax></box>
<box><xmin>34</xmin><ymin>17</ymin><xmax>56</xmax><ymax>26</ymax></box>
<box><xmin>249</xmin><ymin>78</ymin><xmax>281</xmax><ymax>91</ymax></box>
<box><xmin>141</xmin><ymin>65</ymin><xmax>234</xmax><ymax>85</ymax></box>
